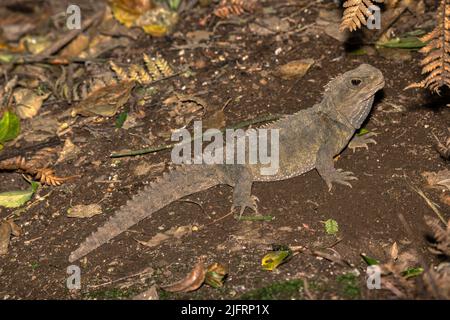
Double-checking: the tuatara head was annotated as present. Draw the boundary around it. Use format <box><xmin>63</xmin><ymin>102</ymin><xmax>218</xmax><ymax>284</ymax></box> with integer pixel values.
<box><xmin>324</xmin><ymin>64</ymin><xmax>385</xmax><ymax>129</ymax></box>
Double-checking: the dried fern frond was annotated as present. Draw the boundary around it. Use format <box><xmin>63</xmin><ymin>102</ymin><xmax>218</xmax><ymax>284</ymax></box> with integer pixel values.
<box><xmin>34</xmin><ymin>168</ymin><xmax>71</xmax><ymax>186</ymax></box>
<box><xmin>340</xmin><ymin>0</ymin><xmax>384</xmax><ymax>32</ymax></box>
<box><xmin>0</xmin><ymin>151</ymin><xmax>75</xmax><ymax>187</ymax></box>
<box><xmin>110</xmin><ymin>61</ymin><xmax>130</xmax><ymax>82</ymax></box>
<box><xmin>406</xmin><ymin>0</ymin><xmax>450</xmax><ymax>93</ymax></box>
<box><xmin>143</xmin><ymin>53</ymin><xmax>163</xmax><ymax>81</ymax></box>
<box><xmin>154</xmin><ymin>55</ymin><xmax>174</xmax><ymax>78</ymax></box>
<box><xmin>425</xmin><ymin>216</ymin><xmax>450</xmax><ymax>256</ymax></box>
<box><xmin>143</xmin><ymin>54</ymin><xmax>173</xmax><ymax>81</ymax></box>
<box><xmin>214</xmin><ymin>0</ymin><xmax>257</xmax><ymax>19</ymax></box>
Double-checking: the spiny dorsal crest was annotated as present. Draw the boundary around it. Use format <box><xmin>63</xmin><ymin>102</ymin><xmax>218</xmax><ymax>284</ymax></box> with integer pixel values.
<box><xmin>340</xmin><ymin>0</ymin><xmax>385</xmax><ymax>32</ymax></box>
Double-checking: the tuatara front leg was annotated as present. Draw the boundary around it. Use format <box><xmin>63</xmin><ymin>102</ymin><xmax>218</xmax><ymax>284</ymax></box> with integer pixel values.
<box><xmin>316</xmin><ymin>143</ymin><xmax>358</xmax><ymax>191</ymax></box>
<box><xmin>348</xmin><ymin>132</ymin><xmax>378</xmax><ymax>152</ymax></box>
<box><xmin>228</xmin><ymin>166</ymin><xmax>259</xmax><ymax>217</ymax></box>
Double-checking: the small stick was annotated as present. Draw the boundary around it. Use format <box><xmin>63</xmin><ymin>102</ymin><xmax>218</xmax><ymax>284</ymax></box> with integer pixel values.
<box><xmin>406</xmin><ymin>180</ymin><xmax>447</xmax><ymax>225</ymax></box>
<box><xmin>236</xmin><ymin>215</ymin><xmax>274</xmax><ymax>221</ymax></box>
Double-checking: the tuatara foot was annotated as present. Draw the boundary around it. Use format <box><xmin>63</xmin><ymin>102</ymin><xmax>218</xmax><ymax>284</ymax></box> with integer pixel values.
<box><xmin>231</xmin><ymin>194</ymin><xmax>260</xmax><ymax>218</ymax></box>
<box><xmin>348</xmin><ymin>132</ymin><xmax>378</xmax><ymax>152</ymax></box>
<box><xmin>323</xmin><ymin>169</ymin><xmax>358</xmax><ymax>192</ymax></box>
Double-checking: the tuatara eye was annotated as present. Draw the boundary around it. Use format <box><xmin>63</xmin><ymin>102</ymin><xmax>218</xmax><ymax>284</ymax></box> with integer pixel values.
<box><xmin>351</xmin><ymin>78</ymin><xmax>362</xmax><ymax>86</ymax></box>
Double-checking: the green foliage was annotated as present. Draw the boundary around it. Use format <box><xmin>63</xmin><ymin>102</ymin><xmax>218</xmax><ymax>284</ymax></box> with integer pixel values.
<box><xmin>324</xmin><ymin>219</ymin><xmax>339</xmax><ymax>235</ymax></box>
<box><xmin>240</xmin><ymin>279</ymin><xmax>304</xmax><ymax>300</ymax></box>
<box><xmin>0</xmin><ymin>180</ymin><xmax>39</xmax><ymax>208</ymax></box>
<box><xmin>336</xmin><ymin>273</ymin><xmax>360</xmax><ymax>299</ymax></box>
<box><xmin>0</xmin><ymin>110</ymin><xmax>20</xmax><ymax>148</ymax></box>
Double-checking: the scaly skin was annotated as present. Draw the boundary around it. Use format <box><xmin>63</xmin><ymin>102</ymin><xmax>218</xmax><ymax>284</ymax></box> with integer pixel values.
<box><xmin>69</xmin><ymin>64</ymin><xmax>385</xmax><ymax>262</ymax></box>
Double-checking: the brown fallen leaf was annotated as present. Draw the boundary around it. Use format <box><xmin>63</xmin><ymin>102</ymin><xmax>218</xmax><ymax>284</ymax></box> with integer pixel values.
<box><xmin>136</xmin><ymin>225</ymin><xmax>192</xmax><ymax>248</ymax></box>
<box><xmin>59</xmin><ymin>33</ymin><xmax>91</xmax><ymax>59</ymax></box>
<box><xmin>422</xmin><ymin>170</ymin><xmax>450</xmax><ymax>191</ymax></box>
<box><xmin>390</xmin><ymin>242</ymin><xmax>399</xmax><ymax>261</ymax></box>
<box><xmin>205</xmin><ymin>263</ymin><xmax>228</xmax><ymax>288</ymax></box>
<box><xmin>13</xmin><ymin>88</ymin><xmax>50</xmax><ymax>119</ymax></box>
<box><xmin>0</xmin><ymin>220</ymin><xmax>21</xmax><ymax>255</ymax></box>
<box><xmin>56</xmin><ymin>139</ymin><xmax>81</xmax><ymax>164</ymax></box>
<box><xmin>273</xmin><ymin>59</ymin><xmax>315</xmax><ymax>80</ymax></box>
<box><xmin>441</xmin><ymin>194</ymin><xmax>450</xmax><ymax>207</ymax></box>
<box><xmin>133</xmin><ymin>285</ymin><xmax>159</xmax><ymax>300</ymax></box>
<box><xmin>203</xmin><ymin>109</ymin><xmax>226</xmax><ymax>129</ymax></box>
<box><xmin>67</xmin><ymin>204</ymin><xmax>102</xmax><ymax>218</ymax></box>
<box><xmin>161</xmin><ymin>258</ymin><xmax>206</xmax><ymax>293</ymax></box>
<box><xmin>72</xmin><ymin>81</ymin><xmax>134</xmax><ymax>117</ymax></box>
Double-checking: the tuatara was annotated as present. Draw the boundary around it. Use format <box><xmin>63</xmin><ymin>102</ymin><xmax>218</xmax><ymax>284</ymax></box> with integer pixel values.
<box><xmin>69</xmin><ymin>64</ymin><xmax>385</xmax><ymax>262</ymax></box>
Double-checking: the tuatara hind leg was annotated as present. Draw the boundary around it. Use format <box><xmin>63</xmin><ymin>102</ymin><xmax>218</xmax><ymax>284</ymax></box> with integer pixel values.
<box><xmin>348</xmin><ymin>132</ymin><xmax>378</xmax><ymax>152</ymax></box>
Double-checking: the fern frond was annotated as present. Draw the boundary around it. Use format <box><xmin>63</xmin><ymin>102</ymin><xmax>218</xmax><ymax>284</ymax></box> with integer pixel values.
<box><xmin>154</xmin><ymin>55</ymin><xmax>174</xmax><ymax>78</ymax></box>
<box><xmin>425</xmin><ymin>216</ymin><xmax>450</xmax><ymax>256</ymax></box>
<box><xmin>406</xmin><ymin>0</ymin><xmax>450</xmax><ymax>93</ymax></box>
<box><xmin>109</xmin><ymin>61</ymin><xmax>130</xmax><ymax>82</ymax></box>
<box><xmin>214</xmin><ymin>0</ymin><xmax>257</xmax><ymax>19</ymax></box>
<box><xmin>143</xmin><ymin>53</ymin><xmax>163</xmax><ymax>81</ymax></box>
<box><xmin>0</xmin><ymin>150</ymin><xmax>75</xmax><ymax>186</ymax></box>
<box><xmin>340</xmin><ymin>0</ymin><xmax>384</xmax><ymax>32</ymax></box>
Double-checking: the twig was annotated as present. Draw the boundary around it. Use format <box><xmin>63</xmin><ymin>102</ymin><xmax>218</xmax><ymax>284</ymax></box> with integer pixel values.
<box><xmin>14</xmin><ymin>10</ymin><xmax>104</xmax><ymax>64</ymax></box>
<box><xmin>87</xmin><ymin>268</ymin><xmax>153</xmax><ymax>289</ymax></box>
<box><xmin>406</xmin><ymin>180</ymin><xmax>447</xmax><ymax>225</ymax></box>
<box><xmin>236</xmin><ymin>215</ymin><xmax>274</xmax><ymax>221</ymax></box>
<box><xmin>110</xmin><ymin>114</ymin><xmax>281</xmax><ymax>158</ymax></box>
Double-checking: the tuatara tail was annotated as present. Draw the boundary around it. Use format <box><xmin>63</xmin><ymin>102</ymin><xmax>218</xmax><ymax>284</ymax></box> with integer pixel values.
<box><xmin>69</xmin><ymin>165</ymin><xmax>220</xmax><ymax>262</ymax></box>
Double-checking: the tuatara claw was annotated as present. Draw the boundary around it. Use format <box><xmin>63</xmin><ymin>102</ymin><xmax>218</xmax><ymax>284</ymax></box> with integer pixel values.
<box><xmin>325</xmin><ymin>169</ymin><xmax>358</xmax><ymax>191</ymax></box>
<box><xmin>231</xmin><ymin>195</ymin><xmax>260</xmax><ymax>218</ymax></box>
<box><xmin>349</xmin><ymin>132</ymin><xmax>378</xmax><ymax>152</ymax></box>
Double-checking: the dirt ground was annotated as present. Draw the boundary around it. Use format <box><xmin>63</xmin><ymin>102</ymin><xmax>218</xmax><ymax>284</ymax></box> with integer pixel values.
<box><xmin>0</xmin><ymin>0</ymin><xmax>449</xmax><ymax>300</ymax></box>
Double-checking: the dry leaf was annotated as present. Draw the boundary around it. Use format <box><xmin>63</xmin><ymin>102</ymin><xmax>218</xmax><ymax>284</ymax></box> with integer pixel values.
<box><xmin>441</xmin><ymin>194</ymin><xmax>450</xmax><ymax>207</ymax></box>
<box><xmin>59</xmin><ymin>34</ymin><xmax>91</xmax><ymax>59</ymax></box>
<box><xmin>136</xmin><ymin>232</ymin><xmax>170</xmax><ymax>248</ymax></box>
<box><xmin>136</xmin><ymin>225</ymin><xmax>192</xmax><ymax>248</ymax></box>
<box><xmin>72</xmin><ymin>81</ymin><xmax>134</xmax><ymax>117</ymax></box>
<box><xmin>203</xmin><ymin>109</ymin><xmax>226</xmax><ymax>129</ymax></box>
<box><xmin>110</xmin><ymin>0</ymin><xmax>178</xmax><ymax>37</ymax></box>
<box><xmin>13</xmin><ymin>88</ymin><xmax>50</xmax><ymax>119</ymax></box>
<box><xmin>161</xmin><ymin>259</ymin><xmax>206</xmax><ymax>293</ymax></box>
<box><xmin>0</xmin><ymin>221</ymin><xmax>12</xmax><ymax>255</ymax></box>
<box><xmin>422</xmin><ymin>170</ymin><xmax>450</xmax><ymax>191</ymax></box>
<box><xmin>133</xmin><ymin>285</ymin><xmax>159</xmax><ymax>300</ymax></box>
<box><xmin>205</xmin><ymin>263</ymin><xmax>228</xmax><ymax>288</ymax></box>
<box><xmin>273</xmin><ymin>59</ymin><xmax>315</xmax><ymax>80</ymax></box>
<box><xmin>67</xmin><ymin>204</ymin><xmax>102</xmax><ymax>218</ymax></box>
<box><xmin>0</xmin><ymin>220</ymin><xmax>20</xmax><ymax>255</ymax></box>
<box><xmin>390</xmin><ymin>242</ymin><xmax>399</xmax><ymax>261</ymax></box>
<box><xmin>56</xmin><ymin>139</ymin><xmax>80</xmax><ymax>164</ymax></box>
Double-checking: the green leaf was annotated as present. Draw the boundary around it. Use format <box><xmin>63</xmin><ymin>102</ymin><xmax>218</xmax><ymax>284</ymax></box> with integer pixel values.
<box><xmin>0</xmin><ymin>111</ymin><xmax>20</xmax><ymax>144</ymax></box>
<box><xmin>115</xmin><ymin>111</ymin><xmax>128</xmax><ymax>128</ymax></box>
<box><xmin>349</xmin><ymin>48</ymin><xmax>367</xmax><ymax>56</ymax></box>
<box><xmin>324</xmin><ymin>219</ymin><xmax>339</xmax><ymax>235</ymax></box>
<box><xmin>0</xmin><ymin>181</ymin><xmax>39</xmax><ymax>208</ymax></box>
<box><xmin>262</xmin><ymin>250</ymin><xmax>292</xmax><ymax>271</ymax></box>
<box><xmin>356</xmin><ymin>128</ymin><xmax>370</xmax><ymax>136</ymax></box>
<box><xmin>402</xmin><ymin>267</ymin><xmax>424</xmax><ymax>279</ymax></box>
<box><xmin>361</xmin><ymin>254</ymin><xmax>379</xmax><ymax>266</ymax></box>
<box><xmin>376</xmin><ymin>37</ymin><xmax>425</xmax><ymax>49</ymax></box>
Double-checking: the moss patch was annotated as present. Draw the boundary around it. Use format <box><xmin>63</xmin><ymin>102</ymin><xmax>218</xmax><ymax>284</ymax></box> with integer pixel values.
<box><xmin>240</xmin><ymin>279</ymin><xmax>304</xmax><ymax>300</ymax></box>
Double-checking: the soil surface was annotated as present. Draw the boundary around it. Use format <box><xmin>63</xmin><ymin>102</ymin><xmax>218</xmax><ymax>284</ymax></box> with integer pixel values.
<box><xmin>0</xmin><ymin>0</ymin><xmax>449</xmax><ymax>300</ymax></box>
